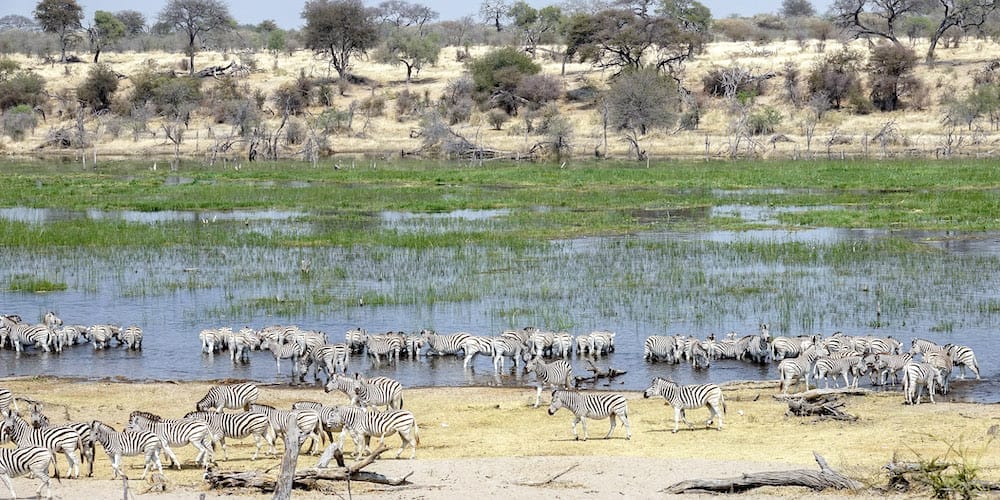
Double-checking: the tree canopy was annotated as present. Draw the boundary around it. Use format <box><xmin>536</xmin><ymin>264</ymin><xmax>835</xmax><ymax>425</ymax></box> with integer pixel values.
<box><xmin>34</xmin><ymin>0</ymin><xmax>83</xmax><ymax>62</ymax></box>
<box><xmin>302</xmin><ymin>0</ymin><xmax>379</xmax><ymax>80</ymax></box>
<box><xmin>158</xmin><ymin>0</ymin><xmax>233</xmax><ymax>75</ymax></box>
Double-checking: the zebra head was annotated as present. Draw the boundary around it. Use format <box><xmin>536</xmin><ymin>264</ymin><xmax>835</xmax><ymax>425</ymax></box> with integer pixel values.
<box><xmin>643</xmin><ymin>377</ymin><xmax>673</xmax><ymax>399</ymax></box>
<box><xmin>546</xmin><ymin>390</ymin><xmax>565</xmax><ymax>416</ymax></box>
<box><xmin>29</xmin><ymin>404</ymin><xmax>49</xmax><ymax>429</ymax></box>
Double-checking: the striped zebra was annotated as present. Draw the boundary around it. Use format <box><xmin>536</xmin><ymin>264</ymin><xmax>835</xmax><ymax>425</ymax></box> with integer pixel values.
<box><xmin>490</xmin><ymin>335</ymin><xmax>527</xmax><ymax>374</ymax></box>
<box><xmin>352</xmin><ymin>374</ymin><xmax>404</xmax><ymax>410</ymax></box>
<box><xmin>264</xmin><ymin>339</ymin><xmax>305</xmax><ymax>375</ymax></box>
<box><xmin>0</xmin><ymin>447</ymin><xmax>56</xmax><ymax>500</ymax></box>
<box><xmin>777</xmin><ymin>345</ymin><xmax>826</xmax><ymax>394</ymax></box>
<box><xmin>125</xmin><ymin>411</ymin><xmax>214</xmax><ymax>468</ymax></box>
<box><xmin>328</xmin><ymin>406</ymin><xmax>419</xmax><ymax>459</ymax></box>
<box><xmin>120</xmin><ymin>325</ymin><xmax>143</xmax><ymax>350</ymax></box>
<box><xmin>1</xmin><ymin>411</ymin><xmax>82</xmax><ymax>478</ymax></box>
<box><xmin>183</xmin><ymin>411</ymin><xmax>276</xmax><ymax>460</ymax></box>
<box><xmin>90</xmin><ymin>420</ymin><xmax>163</xmax><ymax>479</ymax></box>
<box><xmin>770</xmin><ymin>334</ymin><xmax>816</xmax><ymax>361</ymax></box>
<box><xmin>643</xmin><ymin>335</ymin><xmax>680</xmax><ymax>363</ymax></box>
<box><xmin>421</xmin><ymin>330</ymin><xmax>471</xmax><ymax>356</ymax></box>
<box><xmin>910</xmin><ymin>338</ymin><xmax>941</xmax><ymax>355</ymax></box>
<box><xmin>643</xmin><ymin>377</ymin><xmax>725</xmax><ymax>433</ymax></box>
<box><xmin>526</xmin><ymin>357</ymin><xmax>574</xmax><ymax>408</ymax></box>
<box><xmin>199</xmin><ymin>328</ymin><xmax>222</xmax><ymax>354</ymax></box>
<box><xmin>861</xmin><ymin>335</ymin><xmax>901</xmax><ymax>355</ymax></box>
<box><xmin>0</xmin><ymin>388</ymin><xmax>16</xmax><ymax>414</ymax></box>
<box><xmin>527</xmin><ymin>329</ymin><xmax>554</xmax><ymax>358</ymax></box>
<box><xmin>304</xmin><ymin>343</ymin><xmax>350</xmax><ymax>380</ymax></box>
<box><xmin>226</xmin><ymin>327</ymin><xmax>258</xmax><ymax>364</ymax></box>
<box><xmin>401</xmin><ymin>333</ymin><xmax>424</xmax><ymax>359</ymax></box>
<box><xmin>365</xmin><ymin>333</ymin><xmax>402</xmax><ymax>366</ymax></box>
<box><xmin>737</xmin><ymin>334</ymin><xmax>770</xmax><ymax>364</ymax></box>
<box><xmin>195</xmin><ymin>382</ymin><xmax>260</xmax><ymax>413</ymax></box>
<box><xmin>943</xmin><ymin>343</ymin><xmax>981</xmax><ymax>380</ymax></box>
<box><xmin>921</xmin><ymin>350</ymin><xmax>953</xmax><ymax>394</ymax></box>
<box><xmin>248</xmin><ymin>404</ymin><xmax>322</xmax><ymax>455</ymax></box>
<box><xmin>460</xmin><ymin>336</ymin><xmax>495</xmax><ymax>369</ymax></box>
<box><xmin>42</xmin><ymin>312</ymin><xmax>62</xmax><ymax>329</ymax></box>
<box><xmin>551</xmin><ymin>332</ymin><xmax>574</xmax><ymax>358</ymax></box>
<box><xmin>710</xmin><ymin>338</ymin><xmax>740</xmax><ymax>360</ymax></box>
<box><xmin>345</xmin><ymin>328</ymin><xmax>368</xmax><ymax>353</ymax></box>
<box><xmin>812</xmin><ymin>355</ymin><xmax>865</xmax><ymax>388</ymax></box>
<box><xmin>28</xmin><ymin>404</ymin><xmax>95</xmax><ymax>477</ymax></box>
<box><xmin>1</xmin><ymin>315</ymin><xmax>53</xmax><ymax>353</ymax></box>
<box><xmin>88</xmin><ymin>324</ymin><xmax>120</xmax><ymax>350</ymax></box>
<box><xmin>324</xmin><ymin>373</ymin><xmax>358</xmax><ymax>399</ymax></box>
<box><xmin>688</xmin><ymin>340</ymin><xmax>711</xmax><ymax>369</ymax></box>
<box><xmin>547</xmin><ymin>390</ymin><xmax>631</xmax><ymax>441</ymax></box>
<box><xmin>291</xmin><ymin>401</ymin><xmax>344</xmax><ymax>445</ymax></box>
<box><xmin>902</xmin><ymin>362</ymin><xmax>944</xmax><ymax>405</ymax></box>
<box><xmin>864</xmin><ymin>352</ymin><xmax>912</xmax><ymax>385</ymax></box>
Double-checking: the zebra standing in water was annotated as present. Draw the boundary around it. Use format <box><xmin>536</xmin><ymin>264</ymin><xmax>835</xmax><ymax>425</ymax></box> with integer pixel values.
<box><xmin>421</xmin><ymin>330</ymin><xmax>471</xmax><ymax>356</ymax></box>
<box><xmin>813</xmin><ymin>355</ymin><xmax>866</xmax><ymax>388</ymax></box>
<box><xmin>491</xmin><ymin>334</ymin><xmax>527</xmax><ymax>374</ymax></box>
<box><xmin>526</xmin><ymin>357</ymin><xmax>574</xmax><ymax>408</ymax></box>
<box><xmin>778</xmin><ymin>344</ymin><xmax>826</xmax><ymax>393</ymax></box>
<box><xmin>195</xmin><ymin>382</ymin><xmax>260</xmax><ymax>413</ymax></box>
<box><xmin>327</xmin><ymin>406</ymin><xmax>419</xmax><ymax>459</ymax></box>
<box><xmin>1</xmin><ymin>315</ymin><xmax>53</xmax><ymax>353</ymax></box>
<box><xmin>345</xmin><ymin>328</ymin><xmax>368</xmax><ymax>353</ymax></box>
<box><xmin>547</xmin><ymin>390</ymin><xmax>631</xmax><ymax>441</ymax></box>
<box><xmin>120</xmin><ymin>325</ymin><xmax>143</xmax><ymax>350</ymax></box>
<box><xmin>90</xmin><ymin>420</ymin><xmax>163</xmax><ymax>479</ymax></box>
<box><xmin>352</xmin><ymin>374</ymin><xmax>404</xmax><ymax>410</ymax></box>
<box><xmin>264</xmin><ymin>338</ymin><xmax>305</xmax><ymax>375</ymax></box>
<box><xmin>902</xmin><ymin>362</ymin><xmax>944</xmax><ymax>405</ymax></box>
<box><xmin>460</xmin><ymin>335</ymin><xmax>495</xmax><ymax>369</ymax></box>
<box><xmin>643</xmin><ymin>377</ymin><xmax>726</xmax><ymax>433</ymax></box>
<box><xmin>644</xmin><ymin>335</ymin><xmax>681</xmax><ymax>363</ymax></box>
<box><xmin>365</xmin><ymin>333</ymin><xmax>402</xmax><ymax>366</ymax></box>
<box><xmin>183</xmin><ymin>411</ymin><xmax>275</xmax><ymax>460</ymax></box>
<box><xmin>0</xmin><ymin>447</ymin><xmax>56</xmax><ymax>500</ymax></box>
<box><xmin>125</xmin><ymin>411</ymin><xmax>214</xmax><ymax>468</ymax></box>
<box><xmin>1</xmin><ymin>411</ymin><xmax>82</xmax><ymax>478</ymax></box>
<box><xmin>88</xmin><ymin>324</ymin><xmax>120</xmax><ymax>350</ymax></box>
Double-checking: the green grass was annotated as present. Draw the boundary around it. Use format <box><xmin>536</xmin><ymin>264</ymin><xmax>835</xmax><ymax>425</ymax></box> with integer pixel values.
<box><xmin>8</xmin><ymin>274</ymin><xmax>68</xmax><ymax>292</ymax></box>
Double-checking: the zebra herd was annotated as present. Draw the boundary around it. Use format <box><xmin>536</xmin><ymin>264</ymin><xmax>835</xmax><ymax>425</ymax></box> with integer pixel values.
<box><xmin>0</xmin><ymin>312</ymin><xmax>142</xmax><ymax>354</ymax></box>
<box><xmin>643</xmin><ymin>325</ymin><xmax>982</xmax><ymax>404</ymax></box>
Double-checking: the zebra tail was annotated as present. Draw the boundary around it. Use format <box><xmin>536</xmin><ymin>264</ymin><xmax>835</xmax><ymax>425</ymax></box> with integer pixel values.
<box><xmin>414</xmin><ymin>423</ymin><xmax>420</xmax><ymax>446</ymax></box>
<box><xmin>721</xmin><ymin>392</ymin><xmax>727</xmax><ymax>415</ymax></box>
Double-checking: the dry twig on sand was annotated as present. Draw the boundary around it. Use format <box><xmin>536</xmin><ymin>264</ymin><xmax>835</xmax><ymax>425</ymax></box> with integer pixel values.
<box><xmin>663</xmin><ymin>452</ymin><xmax>863</xmax><ymax>494</ymax></box>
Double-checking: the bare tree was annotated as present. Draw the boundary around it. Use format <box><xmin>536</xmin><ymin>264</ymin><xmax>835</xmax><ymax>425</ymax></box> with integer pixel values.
<box><xmin>302</xmin><ymin>0</ymin><xmax>378</xmax><ymax>80</ymax></box>
<box><xmin>831</xmin><ymin>0</ymin><xmax>916</xmax><ymax>47</ymax></box>
<box><xmin>158</xmin><ymin>0</ymin><xmax>233</xmax><ymax>76</ymax></box>
<box><xmin>605</xmin><ymin>68</ymin><xmax>680</xmax><ymax>160</ymax></box>
<box><xmin>925</xmin><ymin>0</ymin><xmax>997</xmax><ymax>62</ymax></box>
<box><xmin>480</xmin><ymin>0</ymin><xmax>512</xmax><ymax>32</ymax></box>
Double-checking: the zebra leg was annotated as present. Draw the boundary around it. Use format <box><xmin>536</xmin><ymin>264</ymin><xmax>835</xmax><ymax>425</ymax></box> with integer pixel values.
<box><xmin>672</xmin><ymin>407</ymin><xmax>682</xmax><ymax>433</ymax></box>
<box><xmin>162</xmin><ymin>443</ymin><xmax>181</xmax><ymax>469</ymax></box>
<box><xmin>110</xmin><ymin>453</ymin><xmax>122</xmax><ymax>479</ymax></box>
<box><xmin>534</xmin><ymin>386</ymin><xmax>543</xmax><ymax>408</ymax></box>
<box><xmin>605</xmin><ymin>414</ymin><xmax>617</xmax><ymax>439</ymax></box>
<box><xmin>0</xmin><ymin>474</ymin><xmax>17</xmax><ymax>500</ymax></box>
<box><xmin>65</xmin><ymin>447</ymin><xmax>80</xmax><ymax>478</ymax></box>
<box><xmin>621</xmin><ymin>412</ymin><xmax>631</xmax><ymax>440</ymax></box>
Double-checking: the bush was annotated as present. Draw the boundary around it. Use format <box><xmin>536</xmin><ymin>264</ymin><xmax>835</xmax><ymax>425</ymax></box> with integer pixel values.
<box><xmin>714</xmin><ymin>18</ymin><xmax>757</xmax><ymax>42</ymax></box>
<box><xmin>516</xmin><ymin>74</ymin><xmax>562</xmax><ymax>110</ymax></box>
<box><xmin>359</xmin><ymin>94</ymin><xmax>385</xmax><ymax>117</ymax></box>
<box><xmin>129</xmin><ymin>70</ymin><xmax>201</xmax><ymax>118</ymax></box>
<box><xmin>702</xmin><ymin>66</ymin><xmax>768</xmax><ymax>98</ymax></box>
<box><xmin>867</xmin><ymin>43</ymin><xmax>922</xmax><ymax>112</ymax></box>
<box><xmin>807</xmin><ymin>47</ymin><xmax>863</xmax><ymax>109</ymax></box>
<box><xmin>214</xmin><ymin>98</ymin><xmax>260</xmax><ymax>137</ymax></box>
<box><xmin>395</xmin><ymin>89</ymin><xmax>421</xmax><ymax>120</ymax></box>
<box><xmin>0</xmin><ymin>71</ymin><xmax>46</xmax><ymax>111</ymax></box>
<box><xmin>273</xmin><ymin>83</ymin><xmax>308</xmax><ymax>115</ymax></box>
<box><xmin>77</xmin><ymin>64</ymin><xmax>120</xmax><ymax>111</ymax></box>
<box><xmin>285</xmin><ymin>118</ymin><xmax>306</xmax><ymax>145</ymax></box>
<box><xmin>747</xmin><ymin>106</ymin><xmax>782</xmax><ymax>135</ymax></box>
<box><xmin>315</xmin><ymin>107</ymin><xmax>351</xmax><ymax>134</ymax></box>
<box><xmin>469</xmin><ymin>46</ymin><xmax>540</xmax><ymax>95</ymax></box>
<box><xmin>2</xmin><ymin>104</ymin><xmax>37</xmax><ymax>140</ymax></box>
<box><xmin>487</xmin><ymin>109</ymin><xmax>509</xmax><ymax>130</ymax></box>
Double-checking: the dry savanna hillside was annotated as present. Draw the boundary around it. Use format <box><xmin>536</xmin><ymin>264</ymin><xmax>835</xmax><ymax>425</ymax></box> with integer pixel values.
<box><xmin>2</xmin><ymin>37</ymin><xmax>1000</xmax><ymax>162</ymax></box>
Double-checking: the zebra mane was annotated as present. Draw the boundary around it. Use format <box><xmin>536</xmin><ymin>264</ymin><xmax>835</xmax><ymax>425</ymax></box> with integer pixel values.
<box><xmin>249</xmin><ymin>403</ymin><xmax>275</xmax><ymax>410</ymax></box>
<box><xmin>129</xmin><ymin>410</ymin><xmax>163</xmax><ymax>422</ymax></box>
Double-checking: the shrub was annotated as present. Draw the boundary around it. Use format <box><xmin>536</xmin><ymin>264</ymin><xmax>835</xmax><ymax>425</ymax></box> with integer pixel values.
<box><xmin>315</xmin><ymin>107</ymin><xmax>351</xmax><ymax>134</ymax></box>
<box><xmin>487</xmin><ymin>108</ymin><xmax>509</xmax><ymax>130</ymax></box>
<box><xmin>129</xmin><ymin>70</ymin><xmax>201</xmax><ymax>118</ymax></box>
<box><xmin>2</xmin><ymin>104</ymin><xmax>37</xmax><ymax>141</ymax></box>
<box><xmin>714</xmin><ymin>18</ymin><xmax>757</xmax><ymax>42</ymax></box>
<box><xmin>703</xmin><ymin>66</ymin><xmax>768</xmax><ymax>98</ymax></box>
<box><xmin>395</xmin><ymin>89</ymin><xmax>421</xmax><ymax>120</ymax></box>
<box><xmin>807</xmin><ymin>47</ymin><xmax>863</xmax><ymax>109</ymax></box>
<box><xmin>273</xmin><ymin>83</ymin><xmax>308</xmax><ymax>115</ymax></box>
<box><xmin>285</xmin><ymin>118</ymin><xmax>306</xmax><ymax>145</ymax></box>
<box><xmin>0</xmin><ymin>71</ymin><xmax>46</xmax><ymax>111</ymax></box>
<box><xmin>469</xmin><ymin>46</ymin><xmax>540</xmax><ymax>111</ymax></box>
<box><xmin>516</xmin><ymin>73</ymin><xmax>562</xmax><ymax>110</ymax></box>
<box><xmin>76</xmin><ymin>64</ymin><xmax>119</xmax><ymax>111</ymax></box>
<box><xmin>747</xmin><ymin>106</ymin><xmax>782</xmax><ymax>135</ymax></box>
<box><xmin>359</xmin><ymin>94</ymin><xmax>385</xmax><ymax>117</ymax></box>
<box><xmin>867</xmin><ymin>43</ymin><xmax>922</xmax><ymax>112</ymax></box>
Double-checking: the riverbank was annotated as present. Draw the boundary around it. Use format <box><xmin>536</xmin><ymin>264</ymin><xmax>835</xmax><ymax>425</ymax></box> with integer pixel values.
<box><xmin>1</xmin><ymin>378</ymin><xmax>996</xmax><ymax>498</ymax></box>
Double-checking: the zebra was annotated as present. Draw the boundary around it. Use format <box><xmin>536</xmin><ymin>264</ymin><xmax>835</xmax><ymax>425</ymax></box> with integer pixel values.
<box><xmin>812</xmin><ymin>355</ymin><xmax>865</xmax><ymax>388</ymax></box>
<box><xmin>0</xmin><ymin>388</ymin><xmax>16</xmax><ymax>415</ymax></box>
<box><xmin>120</xmin><ymin>325</ymin><xmax>143</xmax><ymax>350</ymax></box>
<box><xmin>324</xmin><ymin>373</ymin><xmax>359</xmax><ymax>399</ymax></box>
<box><xmin>195</xmin><ymin>382</ymin><xmax>260</xmax><ymax>413</ymax></box>
<box><xmin>778</xmin><ymin>345</ymin><xmax>826</xmax><ymax>393</ymax></box>
<box><xmin>547</xmin><ymin>390</ymin><xmax>631</xmax><ymax>441</ymax></box>
<box><xmin>327</xmin><ymin>406</ymin><xmax>419</xmax><ymax>459</ymax></box>
<box><xmin>1</xmin><ymin>315</ymin><xmax>53</xmax><ymax>353</ymax></box>
<box><xmin>643</xmin><ymin>335</ymin><xmax>681</xmax><ymax>363</ymax></box>
<box><xmin>643</xmin><ymin>377</ymin><xmax>725</xmax><ymax>433</ymax></box>
<box><xmin>345</xmin><ymin>328</ymin><xmax>368</xmax><ymax>353</ymax></box>
<box><xmin>738</xmin><ymin>333</ymin><xmax>770</xmax><ymax>364</ymax></box>
<box><xmin>460</xmin><ymin>335</ymin><xmax>495</xmax><ymax>369</ymax></box>
<box><xmin>528</xmin><ymin>329</ymin><xmax>554</xmax><ymax>358</ymax></box>
<box><xmin>365</xmin><ymin>333</ymin><xmax>402</xmax><ymax>366</ymax></box>
<box><xmin>710</xmin><ymin>338</ymin><xmax>740</xmax><ymax>360</ymax></box>
<box><xmin>353</xmin><ymin>374</ymin><xmax>404</xmax><ymax>410</ymax></box>
<box><xmin>0</xmin><ymin>447</ymin><xmax>56</xmax><ymax>500</ymax></box>
<box><xmin>88</xmin><ymin>324</ymin><xmax>120</xmax><ymax>350</ymax></box>
<box><xmin>688</xmin><ymin>340</ymin><xmax>711</xmax><ymax>369</ymax></box>
<box><xmin>1</xmin><ymin>411</ymin><xmax>82</xmax><ymax>478</ymax></box>
<box><xmin>770</xmin><ymin>334</ymin><xmax>815</xmax><ymax>361</ymax></box>
<box><xmin>248</xmin><ymin>404</ymin><xmax>322</xmax><ymax>455</ymax></box>
<box><xmin>864</xmin><ymin>352</ymin><xmax>912</xmax><ymax>385</ymax></box>
<box><xmin>902</xmin><ymin>362</ymin><xmax>944</xmax><ymax>405</ymax></box>
<box><xmin>491</xmin><ymin>335</ymin><xmax>527</xmax><ymax>374</ymax></box>
<box><xmin>551</xmin><ymin>332</ymin><xmax>574</xmax><ymax>358</ymax></box>
<box><xmin>28</xmin><ymin>404</ymin><xmax>95</xmax><ymax>477</ymax></box>
<box><xmin>421</xmin><ymin>330</ymin><xmax>471</xmax><ymax>356</ymax></box>
<box><xmin>125</xmin><ymin>411</ymin><xmax>214</xmax><ymax>468</ymax></box>
<box><xmin>42</xmin><ymin>312</ymin><xmax>62</xmax><ymax>329</ymax></box>
<box><xmin>229</xmin><ymin>327</ymin><xmax>259</xmax><ymax>364</ymax></box>
<box><xmin>183</xmin><ymin>411</ymin><xmax>276</xmax><ymax>460</ymax></box>
<box><xmin>90</xmin><ymin>420</ymin><xmax>163</xmax><ymax>479</ymax></box>
<box><xmin>921</xmin><ymin>350</ymin><xmax>953</xmax><ymax>394</ymax></box>
<box><xmin>943</xmin><ymin>343</ymin><xmax>981</xmax><ymax>380</ymax></box>
<box><xmin>862</xmin><ymin>335</ymin><xmax>901</xmax><ymax>355</ymax></box>
<box><xmin>199</xmin><ymin>328</ymin><xmax>222</xmax><ymax>354</ymax></box>
<box><xmin>304</xmin><ymin>343</ymin><xmax>350</xmax><ymax>380</ymax></box>
<box><xmin>401</xmin><ymin>333</ymin><xmax>424</xmax><ymax>359</ymax></box>
<box><xmin>291</xmin><ymin>401</ymin><xmax>344</xmax><ymax>445</ymax></box>
<box><xmin>910</xmin><ymin>338</ymin><xmax>942</xmax><ymax>355</ymax></box>
<box><xmin>264</xmin><ymin>338</ymin><xmax>305</xmax><ymax>375</ymax></box>
<box><xmin>525</xmin><ymin>357</ymin><xmax>574</xmax><ymax>408</ymax></box>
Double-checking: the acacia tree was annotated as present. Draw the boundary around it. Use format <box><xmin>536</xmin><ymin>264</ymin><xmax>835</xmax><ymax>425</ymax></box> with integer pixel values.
<box><xmin>90</xmin><ymin>11</ymin><xmax>125</xmax><ymax>63</ymax></box>
<box><xmin>924</xmin><ymin>0</ymin><xmax>997</xmax><ymax>62</ymax></box>
<box><xmin>378</xmin><ymin>29</ymin><xmax>442</xmax><ymax>82</ymax></box>
<box><xmin>302</xmin><ymin>0</ymin><xmax>378</xmax><ymax>80</ymax></box>
<box><xmin>480</xmin><ymin>0</ymin><xmax>512</xmax><ymax>32</ymax></box>
<box><xmin>605</xmin><ymin>67</ymin><xmax>680</xmax><ymax>159</ymax></box>
<box><xmin>34</xmin><ymin>0</ymin><xmax>83</xmax><ymax>63</ymax></box>
<box><xmin>158</xmin><ymin>0</ymin><xmax>233</xmax><ymax>75</ymax></box>
<box><xmin>115</xmin><ymin>10</ymin><xmax>147</xmax><ymax>36</ymax></box>
<box><xmin>782</xmin><ymin>0</ymin><xmax>816</xmax><ymax>17</ymax></box>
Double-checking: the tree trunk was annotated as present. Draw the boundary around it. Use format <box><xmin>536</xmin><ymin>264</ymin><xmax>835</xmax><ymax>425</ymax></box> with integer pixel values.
<box><xmin>272</xmin><ymin>415</ymin><xmax>301</xmax><ymax>500</ymax></box>
<box><xmin>93</xmin><ymin>48</ymin><xmax>101</xmax><ymax>64</ymax></box>
<box><xmin>664</xmin><ymin>452</ymin><xmax>863</xmax><ymax>494</ymax></box>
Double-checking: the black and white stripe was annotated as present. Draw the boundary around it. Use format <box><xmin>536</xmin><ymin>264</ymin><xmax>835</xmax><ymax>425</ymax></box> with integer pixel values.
<box><xmin>28</xmin><ymin>405</ymin><xmax>95</xmax><ymax>477</ymax></box>
<box><xmin>306</xmin><ymin>343</ymin><xmax>350</xmax><ymax>380</ymax></box>
<box><xmin>90</xmin><ymin>420</ymin><xmax>163</xmax><ymax>480</ymax></box>
<box><xmin>345</xmin><ymin>328</ymin><xmax>368</xmax><ymax>353</ymax></box>
<box><xmin>88</xmin><ymin>324</ymin><xmax>119</xmax><ymax>350</ymax></box>
<box><xmin>125</xmin><ymin>411</ymin><xmax>214</xmax><ymax>468</ymax></box>
<box><xmin>199</xmin><ymin>328</ymin><xmax>222</xmax><ymax>354</ymax></box>
<box><xmin>943</xmin><ymin>343</ymin><xmax>980</xmax><ymax>380</ymax></box>
<box><xmin>195</xmin><ymin>382</ymin><xmax>260</xmax><ymax>413</ymax></box>
<box><xmin>460</xmin><ymin>336</ymin><xmax>495</xmax><ymax>369</ymax></box>
<box><xmin>902</xmin><ymin>362</ymin><xmax>944</xmax><ymax>405</ymax></box>
<box><xmin>865</xmin><ymin>352</ymin><xmax>912</xmax><ymax>385</ymax></box>
<box><xmin>643</xmin><ymin>377</ymin><xmax>725</xmax><ymax>433</ymax></box>
<box><xmin>183</xmin><ymin>411</ymin><xmax>276</xmax><ymax>460</ymax></box>
<box><xmin>812</xmin><ymin>355</ymin><xmax>865</xmax><ymax>388</ymax></box>
<box><xmin>547</xmin><ymin>390</ymin><xmax>631</xmax><ymax>440</ymax></box>
<box><xmin>1</xmin><ymin>315</ymin><xmax>53</xmax><ymax>353</ymax></box>
<box><xmin>264</xmin><ymin>339</ymin><xmax>305</xmax><ymax>375</ymax></box>
<box><xmin>490</xmin><ymin>334</ymin><xmax>527</xmax><ymax>374</ymax></box>
<box><xmin>248</xmin><ymin>404</ymin><xmax>322</xmax><ymax>455</ymax></box>
<box><xmin>525</xmin><ymin>357</ymin><xmax>574</xmax><ymax>408</ymax></box>
<box><xmin>0</xmin><ymin>388</ymin><xmax>15</xmax><ymax>415</ymax></box>
<box><xmin>291</xmin><ymin>401</ymin><xmax>344</xmax><ymax>445</ymax></box>
<box><xmin>328</xmin><ymin>406</ymin><xmax>419</xmax><ymax>459</ymax></box>
<box><xmin>1</xmin><ymin>411</ymin><xmax>82</xmax><ymax>478</ymax></box>
<box><xmin>120</xmin><ymin>325</ymin><xmax>143</xmax><ymax>350</ymax></box>
<box><xmin>353</xmin><ymin>374</ymin><xmax>404</xmax><ymax>410</ymax></box>
<box><xmin>0</xmin><ymin>446</ymin><xmax>56</xmax><ymax>499</ymax></box>
<box><xmin>777</xmin><ymin>345</ymin><xmax>825</xmax><ymax>393</ymax></box>
<box><xmin>421</xmin><ymin>330</ymin><xmax>471</xmax><ymax>356</ymax></box>
<box><xmin>365</xmin><ymin>333</ymin><xmax>402</xmax><ymax>366</ymax></box>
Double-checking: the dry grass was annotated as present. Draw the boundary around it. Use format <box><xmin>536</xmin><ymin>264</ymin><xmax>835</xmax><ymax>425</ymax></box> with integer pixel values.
<box><xmin>2</xmin><ymin>377</ymin><xmax>996</xmax><ymax>493</ymax></box>
<box><xmin>2</xmin><ymin>37</ymin><xmax>998</xmax><ymax>160</ymax></box>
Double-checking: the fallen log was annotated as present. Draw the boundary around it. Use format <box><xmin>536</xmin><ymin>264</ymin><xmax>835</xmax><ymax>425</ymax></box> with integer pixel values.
<box><xmin>575</xmin><ymin>360</ymin><xmax>627</xmax><ymax>384</ymax></box>
<box><xmin>663</xmin><ymin>452</ymin><xmax>863</xmax><ymax>494</ymax></box>
<box><xmin>785</xmin><ymin>396</ymin><xmax>858</xmax><ymax>421</ymax></box>
<box><xmin>772</xmin><ymin>387</ymin><xmax>871</xmax><ymax>402</ymax></box>
<box><xmin>205</xmin><ymin>445</ymin><xmax>412</xmax><ymax>492</ymax></box>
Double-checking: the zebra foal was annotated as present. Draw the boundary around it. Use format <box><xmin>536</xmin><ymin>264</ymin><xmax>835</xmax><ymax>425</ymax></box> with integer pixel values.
<box><xmin>0</xmin><ymin>447</ymin><xmax>56</xmax><ymax>500</ymax></box>
<box><xmin>643</xmin><ymin>377</ymin><xmax>726</xmax><ymax>433</ymax></box>
<box><xmin>90</xmin><ymin>420</ymin><xmax>163</xmax><ymax>480</ymax></box>
<box><xmin>547</xmin><ymin>390</ymin><xmax>631</xmax><ymax>440</ymax></box>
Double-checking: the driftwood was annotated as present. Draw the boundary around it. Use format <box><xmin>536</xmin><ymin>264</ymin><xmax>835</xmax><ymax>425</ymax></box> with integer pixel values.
<box><xmin>663</xmin><ymin>452</ymin><xmax>863</xmax><ymax>494</ymax></box>
<box><xmin>195</xmin><ymin>62</ymin><xmax>234</xmax><ymax>78</ymax></box>
<box><xmin>772</xmin><ymin>387</ymin><xmax>871</xmax><ymax>402</ymax></box>
<box><xmin>517</xmin><ymin>463</ymin><xmax>579</xmax><ymax>487</ymax></box>
<box><xmin>205</xmin><ymin>445</ymin><xmax>412</xmax><ymax>492</ymax></box>
<box><xmin>785</xmin><ymin>396</ymin><xmax>858</xmax><ymax>421</ymax></box>
<box><xmin>575</xmin><ymin>360</ymin><xmax>627</xmax><ymax>384</ymax></box>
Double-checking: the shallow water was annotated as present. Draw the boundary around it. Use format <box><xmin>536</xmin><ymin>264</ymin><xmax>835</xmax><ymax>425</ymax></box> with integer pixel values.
<box><xmin>0</xmin><ymin>208</ymin><xmax>997</xmax><ymax>403</ymax></box>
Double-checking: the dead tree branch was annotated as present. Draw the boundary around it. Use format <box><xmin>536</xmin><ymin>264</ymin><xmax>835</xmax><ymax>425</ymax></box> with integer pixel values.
<box><xmin>663</xmin><ymin>452</ymin><xmax>863</xmax><ymax>494</ymax></box>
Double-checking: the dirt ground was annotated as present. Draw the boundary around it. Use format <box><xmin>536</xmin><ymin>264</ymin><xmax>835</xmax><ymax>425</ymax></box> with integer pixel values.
<box><xmin>1</xmin><ymin>378</ymin><xmax>997</xmax><ymax>499</ymax></box>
